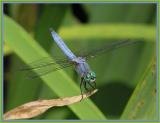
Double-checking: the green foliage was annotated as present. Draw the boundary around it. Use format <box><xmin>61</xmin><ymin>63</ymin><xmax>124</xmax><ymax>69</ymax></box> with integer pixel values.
<box><xmin>121</xmin><ymin>57</ymin><xmax>156</xmax><ymax>120</ymax></box>
<box><xmin>4</xmin><ymin>4</ymin><xmax>156</xmax><ymax>120</ymax></box>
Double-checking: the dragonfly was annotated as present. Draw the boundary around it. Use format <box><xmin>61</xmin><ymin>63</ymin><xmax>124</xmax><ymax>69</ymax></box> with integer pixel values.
<box><xmin>21</xmin><ymin>28</ymin><xmax>139</xmax><ymax>99</ymax></box>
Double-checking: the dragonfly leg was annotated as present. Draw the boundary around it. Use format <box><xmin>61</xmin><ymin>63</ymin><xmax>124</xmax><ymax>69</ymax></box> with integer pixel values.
<box><xmin>93</xmin><ymin>82</ymin><xmax>96</xmax><ymax>89</ymax></box>
<box><xmin>87</xmin><ymin>81</ymin><xmax>96</xmax><ymax>90</ymax></box>
<box><xmin>84</xmin><ymin>81</ymin><xmax>89</xmax><ymax>92</ymax></box>
<box><xmin>80</xmin><ymin>78</ymin><xmax>84</xmax><ymax>101</ymax></box>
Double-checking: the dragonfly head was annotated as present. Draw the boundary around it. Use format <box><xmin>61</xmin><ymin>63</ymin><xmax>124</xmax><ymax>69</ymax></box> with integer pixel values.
<box><xmin>84</xmin><ymin>71</ymin><xmax>96</xmax><ymax>83</ymax></box>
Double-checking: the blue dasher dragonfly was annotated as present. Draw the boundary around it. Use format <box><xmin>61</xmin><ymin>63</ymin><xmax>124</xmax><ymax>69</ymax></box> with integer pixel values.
<box><xmin>21</xmin><ymin>28</ymin><xmax>139</xmax><ymax>99</ymax></box>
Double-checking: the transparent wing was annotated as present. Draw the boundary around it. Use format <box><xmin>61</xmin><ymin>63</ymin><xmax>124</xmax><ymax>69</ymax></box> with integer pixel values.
<box><xmin>20</xmin><ymin>57</ymin><xmax>69</xmax><ymax>70</ymax></box>
<box><xmin>78</xmin><ymin>40</ymin><xmax>140</xmax><ymax>60</ymax></box>
<box><xmin>20</xmin><ymin>57</ymin><xmax>73</xmax><ymax>79</ymax></box>
<box><xmin>20</xmin><ymin>40</ymin><xmax>140</xmax><ymax>79</ymax></box>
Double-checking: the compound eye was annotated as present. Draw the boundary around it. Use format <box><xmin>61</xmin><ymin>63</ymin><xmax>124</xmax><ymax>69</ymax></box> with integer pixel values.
<box><xmin>87</xmin><ymin>74</ymin><xmax>90</xmax><ymax>78</ymax></box>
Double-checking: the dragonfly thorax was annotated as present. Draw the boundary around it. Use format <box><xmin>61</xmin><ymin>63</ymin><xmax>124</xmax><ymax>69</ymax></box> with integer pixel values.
<box><xmin>72</xmin><ymin>57</ymin><xmax>86</xmax><ymax>64</ymax></box>
<box><xmin>73</xmin><ymin>57</ymin><xmax>96</xmax><ymax>83</ymax></box>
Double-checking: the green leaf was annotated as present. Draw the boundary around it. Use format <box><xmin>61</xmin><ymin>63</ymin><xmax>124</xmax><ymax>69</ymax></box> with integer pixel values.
<box><xmin>4</xmin><ymin>44</ymin><xmax>12</xmax><ymax>56</ymax></box>
<box><xmin>59</xmin><ymin>24</ymin><xmax>155</xmax><ymax>41</ymax></box>
<box><xmin>120</xmin><ymin>57</ymin><xmax>157</xmax><ymax>120</ymax></box>
<box><xmin>9</xmin><ymin>4</ymin><xmax>38</xmax><ymax>32</ymax></box>
<box><xmin>4</xmin><ymin>15</ymin><xmax>106</xmax><ymax>120</ymax></box>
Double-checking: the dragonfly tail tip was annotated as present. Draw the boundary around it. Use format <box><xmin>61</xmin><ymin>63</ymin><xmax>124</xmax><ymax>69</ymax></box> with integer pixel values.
<box><xmin>49</xmin><ymin>28</ymin><xmax>54</xmax><ymax>32</ymax></box>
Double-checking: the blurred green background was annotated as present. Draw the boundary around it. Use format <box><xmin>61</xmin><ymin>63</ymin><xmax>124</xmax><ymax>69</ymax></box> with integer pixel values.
<box><xmin>4</xmin><ymin>3</ymin><xmax>157</xmax><ymax>120</ymax></box>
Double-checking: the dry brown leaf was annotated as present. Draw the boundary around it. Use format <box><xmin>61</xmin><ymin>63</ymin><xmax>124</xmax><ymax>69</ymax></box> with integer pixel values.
<box><xmin>4</xmin><ymin>89</ymin><xmax>98</xmax><ymax>120</ymax></box>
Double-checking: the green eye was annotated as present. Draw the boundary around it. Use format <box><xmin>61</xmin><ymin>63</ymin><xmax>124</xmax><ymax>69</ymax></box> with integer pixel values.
<box><xmin>90</xmin><ymin>71</ymin><xmax>96</xmax><ymax>77</ymax></box>
<box><xmin>84</xmin><ymin>72</ymin><xmax>96</xmax><ymax>82</ymax></box>
<box><xmin>87</xmin><ymin>74</ymin><xmax>90</xmax><ymax>78</ymax></box>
